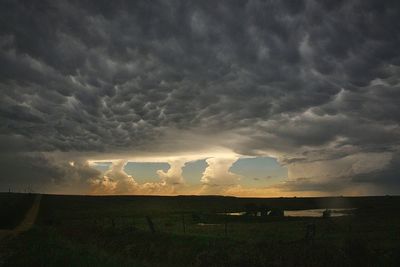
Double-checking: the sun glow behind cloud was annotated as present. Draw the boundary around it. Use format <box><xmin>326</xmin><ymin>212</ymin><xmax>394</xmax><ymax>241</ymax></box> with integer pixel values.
<box><xmin>85</xmin><ymin>152</ymin><xmax>290</xmax><ymax>196</ymax></box>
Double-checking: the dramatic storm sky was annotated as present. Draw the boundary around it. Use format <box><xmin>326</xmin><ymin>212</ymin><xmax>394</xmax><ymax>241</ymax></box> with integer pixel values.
<box><xmin>1</xmin><ymin>0</ymin><xmax>400</xmax><ymax>196</ymax></box>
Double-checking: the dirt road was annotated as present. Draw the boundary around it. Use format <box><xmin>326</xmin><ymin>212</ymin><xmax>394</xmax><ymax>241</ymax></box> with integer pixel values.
<box><xmin>0</xmin><ymin>194</ymin><xmax>42</xmax><ymax>240</ymax></box>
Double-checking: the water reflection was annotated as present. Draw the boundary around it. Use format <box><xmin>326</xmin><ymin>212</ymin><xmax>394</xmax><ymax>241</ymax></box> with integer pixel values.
<box><xmin>221</xmin><ymin>208</ymin><xmax>354</xmax><ymax>217</ymax></box>
<box><xmin>284</xmin><ymin>208</ymin><xmax>354</xmax><ymax>217</ymax></box>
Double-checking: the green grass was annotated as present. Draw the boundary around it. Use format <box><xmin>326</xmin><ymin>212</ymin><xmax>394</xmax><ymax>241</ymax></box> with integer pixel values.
<box><xmin>0</xmin><ymin>193</ymin><xmax>35</xmax><ymax>229</ymax></box>
<box><xmin>2</xmin><ymin>194</ymin><xmax>400</xmax><ymax>266</ymax></box>
<box><xmin>1</xmin><ymin>227</ymin><xmax>142</xmax><ymax>267</ymax></box>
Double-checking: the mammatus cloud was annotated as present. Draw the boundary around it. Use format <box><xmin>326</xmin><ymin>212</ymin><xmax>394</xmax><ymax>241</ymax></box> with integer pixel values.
<box><xmin>1</xmin><ymin>0</ymin><xmax>400</xmax><ymax>195</ymax></box>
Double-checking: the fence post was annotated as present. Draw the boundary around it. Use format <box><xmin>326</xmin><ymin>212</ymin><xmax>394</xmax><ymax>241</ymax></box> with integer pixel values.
<box><xmin>182</xmin><ymin>213</ymin><xmax>186</xmax><ymax>234</ymax></box>
<box><xmin>305</xmin><ymin>222</ymin><xmax>316</xmax><ymax>243</ymax></box>
<box><xmin>224</xmin><ymin>220</ymin><xmax>228</xmax><ymax>236</ymax></box>
<box><xmin>131</xmin><ymin>217</ymin><xmax>135</xmax><ymax>231</ymax></box>
<box><xmin>146</xmin><ymin>216</ymin><xmax>156</xmax><ymax>234</ymax></box>
<box><xmin>224</xmin><ymin>210</ymin><xmax>228</xmax><ymax>236</ymax></box>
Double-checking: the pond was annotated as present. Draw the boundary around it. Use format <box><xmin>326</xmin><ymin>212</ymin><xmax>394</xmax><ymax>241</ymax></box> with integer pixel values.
<box><xmin>220</xmin><ymin>208</ymin><xmax>354</xmax><ymax>217</ymax></box>
<box><xmin>284</xmin><ymin>208</ymin><xmax>354</xmax><ymax>217</ymax></box>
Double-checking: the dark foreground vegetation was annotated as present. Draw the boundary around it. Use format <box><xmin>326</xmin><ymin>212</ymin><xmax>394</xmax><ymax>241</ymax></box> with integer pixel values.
<box><xmin>1</xmin><ymin>194</ymin><xmax>400</xmax><ymax>266</ymax></box>
<box><xmin>0</xmin><ymin>193</ymin><xmax>35</xmax><ymax>229</ymax></box>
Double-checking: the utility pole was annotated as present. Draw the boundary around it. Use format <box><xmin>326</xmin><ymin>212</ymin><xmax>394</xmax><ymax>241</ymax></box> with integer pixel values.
<box><xmin>182</xmin><ymin>213</ymin><xmax>186</xmax><ymax>234</ymax></box>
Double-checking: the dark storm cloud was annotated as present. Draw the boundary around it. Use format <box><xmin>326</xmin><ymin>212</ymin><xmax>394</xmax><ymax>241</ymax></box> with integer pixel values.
<box><xmin>351</xmin><ymin>152</ymin><xmax>400</xmax><ymax>191</ymax></box>
<box><xmin>277</xmin><ymin>152</ymin><xmax>400</xmax><ymax>195</ymax></box>
<box><xmin>0</xmin><ymin>152</ymin><xmax>101</xmax><ymax>193</ymax></box>
<box><xmin>277</xmin><ymin>177</ymin><xmax>349</xmax><ymax>193</ymax></box>
<box><xmin>1</xmin><ymin>0</ymin><xmax>400</xmax><ymax>192</ymax></box>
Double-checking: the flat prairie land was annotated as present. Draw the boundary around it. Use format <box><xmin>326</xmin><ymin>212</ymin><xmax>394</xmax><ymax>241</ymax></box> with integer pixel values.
<box><xmin>1</xmin><ymin>194</ymin><xmax>400</xmax><ymax>266</ymax></box>
<box><xmin>0</xmin><ymin>193</ymin><xmax>35</xmax><ymax>229</ymax></box>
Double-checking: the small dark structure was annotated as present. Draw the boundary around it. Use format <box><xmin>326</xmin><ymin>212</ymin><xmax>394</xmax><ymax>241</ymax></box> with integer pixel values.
<box><xmin>244</xmin><ymin>203</ymin><xmax>259</xmax><ymax>216</ymax></box>
<box><xmin>322</xmin><ymin>209</ymin><xmax>332</xmax><ymax>218</ymax></box>
<box><xmin>244</xmin><ymin>203</ymin><xmax>273</xmax><ymax>217</ymax></box>
<box><xmin>269</xmin><ymin>208</ymin><xmax>284</xmax><ymax>217</ymax></box>
<box><xmin>259</xmin><ymin>205</ymin><xmax>270</xmax><ymax>217</ymax></box>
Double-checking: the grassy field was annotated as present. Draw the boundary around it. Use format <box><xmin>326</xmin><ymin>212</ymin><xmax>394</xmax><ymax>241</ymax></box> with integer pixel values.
<box><xmin>0</xmin><ymin>193</ymin><xmax>35</xmax><ymax>229</ymax></box>
<box><xmin>1</xmin><ymin>194</ymin><xmax>400</xmax><ymax>266</ymax></box>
